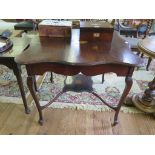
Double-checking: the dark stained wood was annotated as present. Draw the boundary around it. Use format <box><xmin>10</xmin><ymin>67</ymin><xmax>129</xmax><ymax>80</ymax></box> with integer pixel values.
<box><xmin>80</xmin><ymin>21</ymin><xmax>114</xmax><ymax>41</ymax></box>
<box><xmin>15</xmin><ymin>30</ymin><xmax>143</xmax><ymax>67</ymax></box>
<box><xmin>63</xmin><ymin>74</ymin><xmax>94</xmax><ymax>92</ymax></box>
<box><xmin>27</xmin><ymin>76</ymin><xmax>43</xmax><ymax>125</ymax></box>
<box><xmin>15</xmin><ymin>29</ymin><xmax>143</xmax><ymax>125</ymax></box>
<box><xmin>38</xmin><ymin>20</ymin><xmax>72</xmax><ymax>37</ymax></box>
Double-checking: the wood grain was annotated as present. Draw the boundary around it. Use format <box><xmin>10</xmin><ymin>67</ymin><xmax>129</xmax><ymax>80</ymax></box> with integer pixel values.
<box><xmin>0</xmin><ymin>103</ymin><xmax>155</xmax><ymax>135</ymax></box>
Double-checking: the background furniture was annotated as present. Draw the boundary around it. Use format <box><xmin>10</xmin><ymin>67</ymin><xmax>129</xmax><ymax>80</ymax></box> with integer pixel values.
<box><xmin>119</xmin><ymin>19</ymin><xmax>154</xmax><ymax>70</ymax></box>
<box><xmin>119</xmin><ymin>19</ymin><xmax>153</xmax><ymax>38</ymax></box>
<box><xmin>14</xmin><ymin>19</ymin><xmax>39</xmax><ymax>32</ymax></box>
<box><xmin>0</xmin><ymin>36</ymin><xmax>31</xmax><ymax>113</ymax></box>
<box><xmin>132</xmin><ymin>37</ymin><xmax>155</xmax><ymax>113</ymax></box>
<box><xmin>15</xmin><ymin>29</ymin><xmax>143</xmax><ymax>126</ymax></box>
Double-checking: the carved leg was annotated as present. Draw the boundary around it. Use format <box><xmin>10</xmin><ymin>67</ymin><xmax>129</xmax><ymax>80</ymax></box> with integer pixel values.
<box><xmin>146</xmin><ymin>57</ymin><xmax>152</xmax><ymax>71</ymax></box>
<box><xmin>13</xmin><ymin>64</ymin><xmax>30</xmax><ymax>114</ymax></box>
<box><xmin>27</xmin><ymin>76</ymin><xmax>43</xmax><ymax>125</ymax></box>
<box><xmin>113</xmin><ymin>76</ymin><xmax>133</xmax><ymax>126</ymax></box>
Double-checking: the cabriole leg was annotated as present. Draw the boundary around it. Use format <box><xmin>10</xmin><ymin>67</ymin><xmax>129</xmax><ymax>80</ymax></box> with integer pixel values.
<box><xmin>113</xmin><ymin>76</ymin><xmax>133</xmax><ymax>126</ymax></box>
<box><xmin>27</xmin><ymin>76</ymin><xmax>43</xmax><ymax>125</ymax></box>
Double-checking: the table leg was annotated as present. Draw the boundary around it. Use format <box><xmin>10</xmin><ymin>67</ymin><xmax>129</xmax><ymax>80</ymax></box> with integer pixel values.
<box><xmin>113</xmin><ymin>76</ymin><xmax>133</xmax><ymax>125</ymax></box>
<box><xmin>27</xmin><ymin>76</ymin><xmax>43</xmax><ymax>125</ymax></box>
<box><xmin>146</xmin><ymin>57</ymin><xmax>152</xmax><ymax>71</ymax></box>
<box><xmin>32</xmin><ymin>75</ymin><xmax>38</xmax><ymax>91</ymax></box>
<box><xmin>13</xmin><ymin>64</ymin><xmax>30</xmax><ymax>114</ymax></box>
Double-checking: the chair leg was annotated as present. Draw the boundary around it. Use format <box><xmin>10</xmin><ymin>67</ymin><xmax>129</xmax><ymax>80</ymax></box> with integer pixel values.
<box><xmin>146</xmin><ymin>57</ymin><xmax>152</xmax><ymax>71</ymax></box>
<box><xmin>136</xmin><ymin>51</ymin><xmax>141</xmax><ymax>56</ymax></box>
<box><xmin>50</xmin><ymin>72</ymin><xmax>53</xmax><ymax>83</ymax></box>
<box><xmin>141</xmin><ymin>53</ymin><xmax>144</xmax><ymax>58</ymax></box>
<box><xmin>102</xmin><ymin>74</ymin><xmax>104</xmax><ymax>83</ymax></box>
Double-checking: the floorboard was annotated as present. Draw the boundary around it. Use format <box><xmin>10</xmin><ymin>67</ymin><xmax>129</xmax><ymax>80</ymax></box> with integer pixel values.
<box><xmin>0</xmin><ymin>103</ymin><xmax>155</xmax><ymax>135</ymax></box>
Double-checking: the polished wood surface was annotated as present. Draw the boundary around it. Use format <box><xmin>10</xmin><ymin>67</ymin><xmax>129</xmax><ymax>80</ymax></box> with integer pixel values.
<box><xmin>15</xmin><ymin>29</ymin><xmax>143</xmax><ymax>125</ymax></box>
<box><xmin>15</xmin><ymin>30</ymin><xmax>143</xmax><ymax>67</ymax></box>
<box><xmin>0</xmin><ymin>36</ymin><xmax>31</xmax><ymax>114</ymax></box>
<box><xmin>80</xmin><ymin>21</ymin><xmax>114</xmax><ymax>41</ymax></box>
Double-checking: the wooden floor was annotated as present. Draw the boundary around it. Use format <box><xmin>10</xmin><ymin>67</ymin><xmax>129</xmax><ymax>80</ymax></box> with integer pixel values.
<box><xmin>0</xmin><ymin>103</ymin><xmax>155</xmax><ymax>135</ymax></box>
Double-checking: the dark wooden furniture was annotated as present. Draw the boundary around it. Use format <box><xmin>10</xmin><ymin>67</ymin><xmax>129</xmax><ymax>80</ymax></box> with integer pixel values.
<box><xmin>80</xmin><ymin>21</ymin><xmax>114</xmax><ymax>41</ymax></box>
<box><xmin>0</xmin><ymin>36</ymin><xmax>31</xmax><ymax>114</ymax></box>
<box><xmin>38</xmin><ymin>20</ymin><xmax>72</xmax><ymax>37</ymax></box>
<box><xmin>132</xmin><ymin>37</ymin><xmax>155</xmax><ymax>113</ymax></box>
<box><xmin>15</xmin><ymin>29</ymin><xmax>143</xmax><ymax>126</ymax></box>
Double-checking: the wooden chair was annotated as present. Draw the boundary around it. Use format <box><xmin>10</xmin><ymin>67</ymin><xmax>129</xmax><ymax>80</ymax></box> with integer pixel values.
<box><xmin>119</xmin><ymin>19</ymin><xmax>154</xmax><ymax>71</ymax></box>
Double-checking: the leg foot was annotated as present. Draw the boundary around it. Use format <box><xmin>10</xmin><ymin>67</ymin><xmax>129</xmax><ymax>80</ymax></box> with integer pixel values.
<box><xmin>113</xmin><ymin>113</ymin><xmax>119</xmax><ymax>126</ymax></box>
<box><xmin>112</xmin><ymin>120</ymin><xmax>119</xmax><ymax>126</ymax></box>
<box><xmin>38</xmin><ymin>119</ymin><xmax>44</xmax><ymax>126</ymax></box>
<box><xmin>25</xmin><ymin>107</ymin><xmax>31</xmax><ymax>114</ymax></box>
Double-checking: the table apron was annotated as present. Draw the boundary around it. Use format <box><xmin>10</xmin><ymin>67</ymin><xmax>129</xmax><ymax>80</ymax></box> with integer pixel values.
<box><xmin>26</xmin><ymin>63</ymin><xmax>134</xmax><ymax>77</ymax></box>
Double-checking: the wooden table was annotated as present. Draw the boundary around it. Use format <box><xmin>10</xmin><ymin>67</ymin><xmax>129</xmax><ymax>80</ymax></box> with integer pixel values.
<box><xmin>15</xmin><ymin>29</ymin><xmax>143</xmax><ymax>125</ymax></box>
<box><xmin>0</xmin><ymin>36</ymin><xmax>31</xmax><ymax>114</ymax></box>
<box><xmin>0</xmin><ymin>30</ymin><xmax>24</xmax><ymax>37</ymax></box>
<box><xmin>132</xmin><ymin>37</ymin><xmax>155</xmax><ymax>113</ymax></box>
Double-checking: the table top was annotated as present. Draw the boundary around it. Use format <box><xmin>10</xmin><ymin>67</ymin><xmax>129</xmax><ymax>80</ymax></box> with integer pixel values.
<box><xmin>0</xmin><ymin>36</ymin><xmax>31</xmax><ymax>58</ymax></box>
<box><xmin>0</xmin><ymin>30</ymin><xmax>23</xmax><ymax>37</ymax></box>
<box><xmin>138</xmin><ymin>37</ymin><xmax>155</xmax><ymax>58</ymax></box>
<box><xmin>15</xmin><ymin>29</ymin><xmax>143</xmax><ymax>67</ymax></box>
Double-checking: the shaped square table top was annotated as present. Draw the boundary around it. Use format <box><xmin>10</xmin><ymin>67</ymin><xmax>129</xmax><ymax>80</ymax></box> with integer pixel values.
<box><xmin>15</xmin><ymin>29</ymin><xmax>143</xmax><ymax>67</ymax></box>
